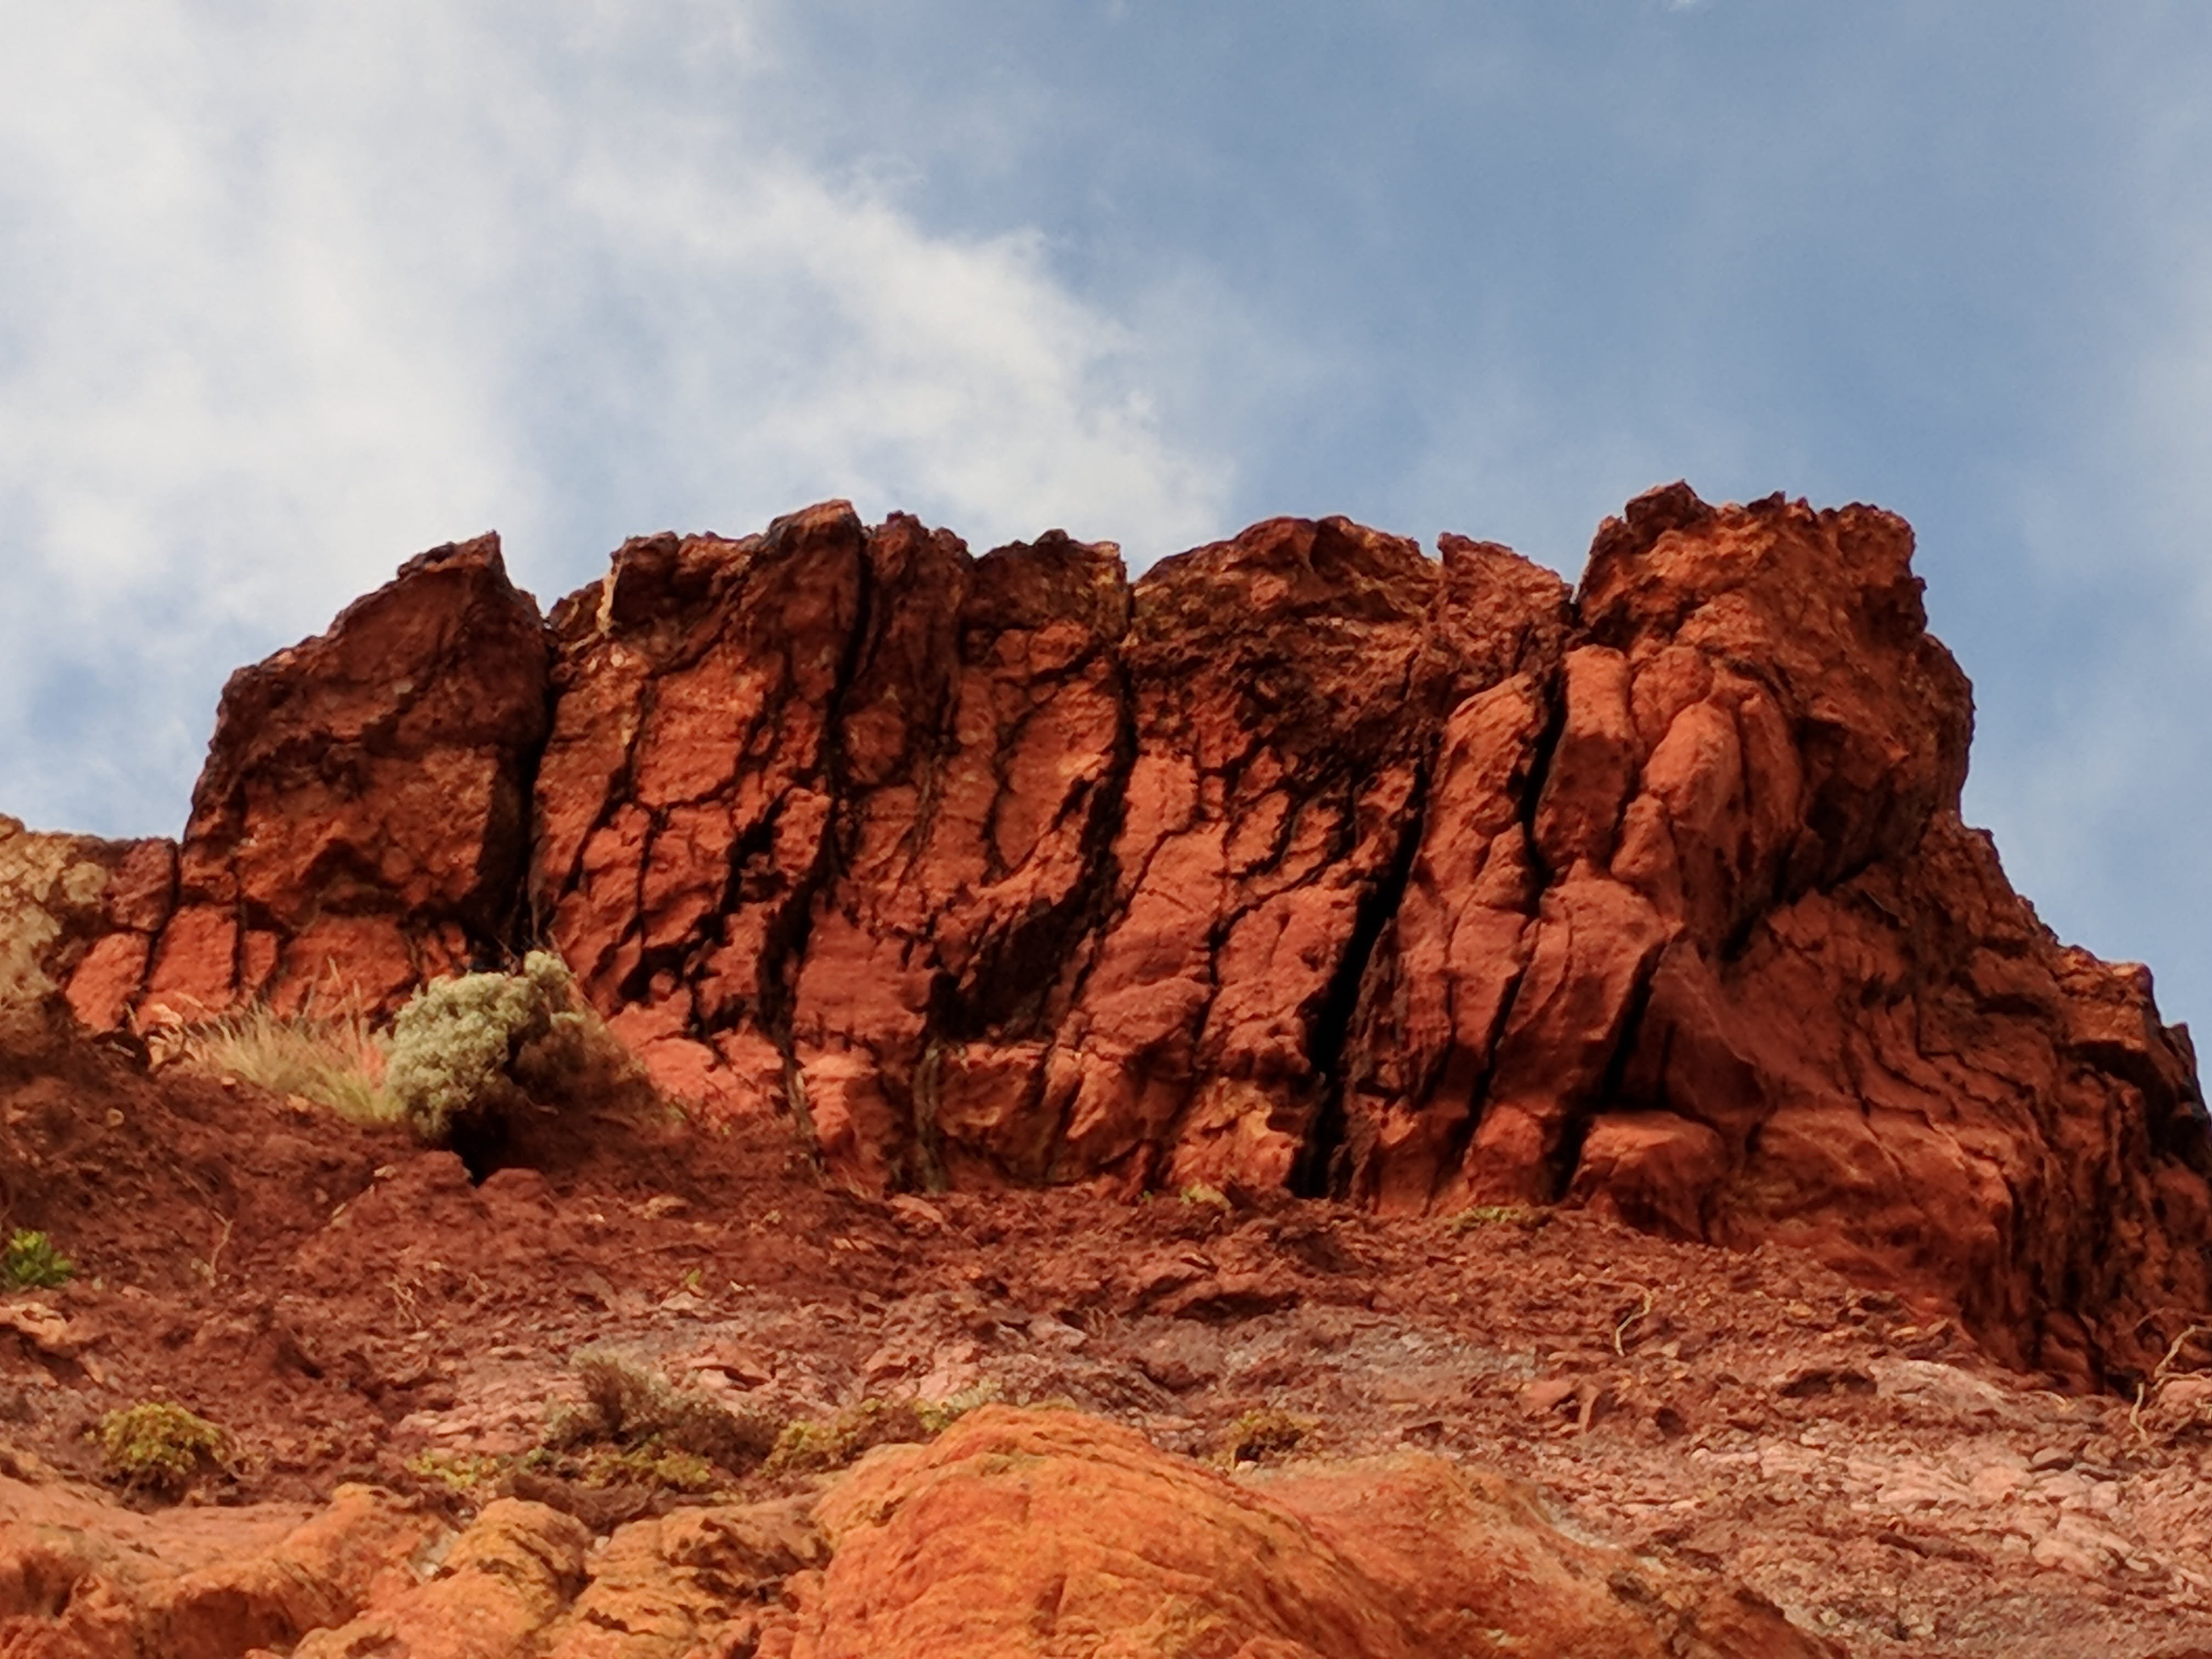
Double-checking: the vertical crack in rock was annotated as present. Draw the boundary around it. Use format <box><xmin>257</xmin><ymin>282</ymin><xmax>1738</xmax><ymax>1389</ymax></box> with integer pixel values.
<box><xmin>760</xmin><ymin>534</ymin><xmax>875</xmax><ymax>1049</ymax></box>
<box><xmin>1293</xmin><ymin>758</ymin><xmax>1431</xmax><ymax>1198</ymax></box>
<box><xmin>756</xmin><ymin>514</ymin><xmax>881</xmax><ymax>1167</ymax></box>
<box><xmin>500</xmin><ymin>623</ymin><xmax>565</xmax><ymax>968</ymax></box>
<box><xmin>1510</xmin><ymin>663</ymin><xmax>1573</xmax><ymax>895</ymax></box>
<box><xmin>1456</xmin><ymin>661</ymin><xmax>1573</xmax><ymax>1169</ymax></box>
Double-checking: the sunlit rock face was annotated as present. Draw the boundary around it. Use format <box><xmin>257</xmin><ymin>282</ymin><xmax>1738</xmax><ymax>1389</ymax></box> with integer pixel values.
<box><xmin>38</xmin><ymin>484</ymin><xmax>2212</xmax><ymax>1385</ymax></box>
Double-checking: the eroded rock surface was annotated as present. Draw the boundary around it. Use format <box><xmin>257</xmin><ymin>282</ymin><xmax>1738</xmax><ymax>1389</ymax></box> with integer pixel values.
<box><xmin>128</xmin><ymin>533</ymin><xmax>550</xmax><ymax>1024</ymax></box>
<box><xmin>9</xmin><ymin>1020</ymin><xmax>2212</xmax><ymax>1655</ymax></box>
<box><xmin>0</xmin><ymin>1410</ymin><xmax>1831</xmax><ymax>1659</ymax></box>
<box><xmin>27</xmin><ymin>487</ymin><xmax>2212</xmax><ymax>1382</ymax></box>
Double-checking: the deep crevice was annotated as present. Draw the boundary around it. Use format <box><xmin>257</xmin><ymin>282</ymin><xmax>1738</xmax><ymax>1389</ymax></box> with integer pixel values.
<box><xmin>1551</xmin><ymin>943</ymin><xmax>1664</xmax><ymax>1203</ymax></box>
<box><xmin>501</xmin><ymin>640</ymin><xmax>563</xmax><ymax>961</ymax></box>
<box><xmin>1293</xmin><ymin>763</ymin><xmax>1431</xmax><ymax>1199</ymax></box>
<box><xmin>1513</xmin><ymin>669</ymin><xmax>1572</xmax><ymax>893</ymax></box>
<box><xmin>754</xmin><ymin>539</ymin><xmax>879</xmax><ymax>1091</ymax></box>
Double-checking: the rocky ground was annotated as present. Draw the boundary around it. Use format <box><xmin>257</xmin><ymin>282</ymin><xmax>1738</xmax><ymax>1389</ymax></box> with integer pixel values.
<box><xmin>7</xmin><ymin>1023</ymin><xmax>2212</xmax><ymax>1657</ymax></box>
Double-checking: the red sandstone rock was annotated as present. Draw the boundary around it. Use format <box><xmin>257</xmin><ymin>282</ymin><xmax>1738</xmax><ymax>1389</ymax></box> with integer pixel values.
<box><xmin>791</xmin><ymin>1406</ymin><xmax>1837</xmax><ymax>1659</ymax></box>
<box><xmin>0</xmin><ymin>1409</ymin><xmax>1837</xmax><ymax>1659</ymax></box>
<box><xmin>29</xmin><ymin>484</ymin><xmax>2212</xmax><ymax>1383</ymax></box>
<box><xmin>0</xmin><ymin>1475</ymin><xmax>443</xmax><ymax>1659</ymax></box>
<box><xmin>0</xmin><ymin>818</ymin><xmax>176</xmax><ymax>1035</ymax></box>
<box><xmin>134</xmin><ymin>533</ymin><xmax>549</xmax><ymax>1023</ymax></box>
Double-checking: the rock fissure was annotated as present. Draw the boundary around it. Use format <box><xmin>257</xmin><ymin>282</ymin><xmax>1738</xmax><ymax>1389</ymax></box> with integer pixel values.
<box><xmin>1296</xmin><ymin>757</ymin><xmax>1434</xmax><ymax>1199</ymax></box>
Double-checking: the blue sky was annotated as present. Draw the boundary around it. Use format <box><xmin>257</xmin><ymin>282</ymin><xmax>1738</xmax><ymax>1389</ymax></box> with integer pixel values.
<box><xmin>4</xmin><ymin>3</ymin><xmax>2210</xmax><ymax>1032</ymax></box>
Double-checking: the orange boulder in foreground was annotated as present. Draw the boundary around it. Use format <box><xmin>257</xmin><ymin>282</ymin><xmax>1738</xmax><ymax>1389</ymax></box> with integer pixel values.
<box><xmin>31</xmin><ymin>485</ymin><xmax>2212</xmax><ymax>1384</ymax></box>
<box><xmin>795</xmin><ymin>1406</ymin><xmax>1838</xmax><ymax>1659</ymax></box>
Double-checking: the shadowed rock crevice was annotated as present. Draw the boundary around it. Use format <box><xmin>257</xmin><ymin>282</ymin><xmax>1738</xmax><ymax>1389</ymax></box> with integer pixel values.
<box><xmin>1294</xmin><ymin>759</ymin><xmax>1433</xmax><ymax>1200</ymax></box>
<box><xmin>33</xmin><ymin>484</ymin><xmax>2212</xmax><ymax>1386</ymax></box>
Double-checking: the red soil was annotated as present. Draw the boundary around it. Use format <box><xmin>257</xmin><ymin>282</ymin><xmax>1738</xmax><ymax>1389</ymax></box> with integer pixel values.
<box><xmin>6</xmin><ymin>1015</ymin><xmax>2212</xmax><ymax>1655</ymax></box>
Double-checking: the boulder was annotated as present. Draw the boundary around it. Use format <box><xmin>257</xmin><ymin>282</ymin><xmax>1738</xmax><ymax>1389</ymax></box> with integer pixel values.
<box><xmin>789</xmin><ymin>1405</ymin><xmax>1836</xmax><ymax>1658</ymax></box>
<box><xmin>0</xmin><ymin>1474</ymin><xmax>443</xmax><ymax>1659</ymax></box>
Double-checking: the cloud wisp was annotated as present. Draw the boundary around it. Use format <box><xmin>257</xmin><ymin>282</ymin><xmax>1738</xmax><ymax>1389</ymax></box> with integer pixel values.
<box><xmin>0</xmin><ymin>3</ymin><xmax>1226</xmax><ymax>838</ymax></box>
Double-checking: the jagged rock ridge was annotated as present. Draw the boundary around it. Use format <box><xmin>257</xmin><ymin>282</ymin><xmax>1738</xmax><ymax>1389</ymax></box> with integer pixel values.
<box><xmin>18</xmin><ymin>483</ymin><xmax>2211</xmax><ymax>1385</ymax></box>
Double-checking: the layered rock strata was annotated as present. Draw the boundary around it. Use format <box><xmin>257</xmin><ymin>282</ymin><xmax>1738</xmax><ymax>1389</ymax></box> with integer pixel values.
<box><xmin>30</xmin><ymin>486</ymin><xmax>2212</xmax><ymax>1383</ymax></box>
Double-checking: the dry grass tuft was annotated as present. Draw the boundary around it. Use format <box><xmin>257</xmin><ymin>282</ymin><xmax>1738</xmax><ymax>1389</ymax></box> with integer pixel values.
<box><xmin>166</xmin><ymin>999</ymin><xmax>398</xmax><ymax>1126</ymax></box>
<box><xmin>544</xmin><ymin>1347</ymin><xmax>781</xmax><ymax>1481</ymax></box>
<box><xmin>1216</xmin><ymin>1406</ymin><xmax>1315</xmax><ymax>1466</ymax></box>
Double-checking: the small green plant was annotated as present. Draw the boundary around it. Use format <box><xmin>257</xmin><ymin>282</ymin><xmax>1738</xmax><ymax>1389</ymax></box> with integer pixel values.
<box><xmin>95</xmin><ymin>1403</ymin><xmax>226</xmax><ymax>1496</ymax></box>
<box><xmin>763</xmin><ymin>1384</ymin><xmax>998</xmax><ymax>1477</ymax></box>
<box><xmin>915</xmin><ymin>1380</ymin><xmax>1002</xmax><ymax>1435</ymax></box>
<box><xmin>2</xmin><ymin>1229</ymin><xmax>73</xmax><ymax>1289</ymax></box>
<box><xmin>765</xmin><ymin>1398</ymin><xmax>933</xmax><ymax>1475</ymax></box>
<box><xmin>383</xmin><ymin>951</ymin><xmax>654</xmax><ymax>1146</ymax></box>
<box><xmin>1448</xmin><ymin>1204</ymin><xmax>1545</xmax><ymax>1233</ymax></box>
<box><xmin>1217</xmin><ymin>1407</ymin><xmax>1314</xmax><ymax>1467</ymax></box>
<box><xmin>566</xmin><ymin>1444</ymin><xmax>722</xmax><ymax>1493</ymax></box>
<box><xmin>406</xmin><ymin>1448</ymin><xmax>512</xmax><ymax>1494</ymax></box>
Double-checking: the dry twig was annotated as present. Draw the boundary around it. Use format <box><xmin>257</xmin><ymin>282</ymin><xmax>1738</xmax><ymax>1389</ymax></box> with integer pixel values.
<box><xmin>1613</xmin><ymin>1286</ymin><xmax>1656</xmax><ymax>1355</ymax></box>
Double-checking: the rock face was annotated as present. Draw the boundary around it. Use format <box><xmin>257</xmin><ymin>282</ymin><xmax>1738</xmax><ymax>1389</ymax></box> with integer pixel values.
<box><xmin>29</xmin><ymin>486</ymin><xmax>2212</xmax><ymax>1383</ymax></box>
<box><xmin>114</xmin><ymin>534</ymin><xmax>549</xmax><ymax>1025</ymax></box>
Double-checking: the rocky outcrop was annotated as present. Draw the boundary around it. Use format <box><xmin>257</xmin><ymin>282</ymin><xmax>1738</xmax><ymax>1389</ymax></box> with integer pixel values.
<box><xmin>29</xmin><ymin>487</ymin><xmax>2212</xmax><ymax>1383</ymax></box>
<box><xmin>794</xmin><ymin>1406</ymin><xmax>1837</xmax><ymax>1659</ymax></box>
<box><xmin>0</xmin><ymin>817</ymin><xmax>172</xmax><ymax>1034</ymax></box>
<box><xmin>1336</xmin><ymin>487</ymin><xmax>2212</xmax><ymax>1383</ymax></box>
<box><xmin>0</xmin><ymin>1473</ymin><xmax>443</xmax><ymax>1658</ymax></box>
<box><xmin>121</xmin><ymin>534</ymin><xmax>549</xmax><ymax>1025</ymax></box>
<box><xmin>0</xmin><ymin>1409</ymin><xmax>1833</xmax><ymax>1659</ymax></box>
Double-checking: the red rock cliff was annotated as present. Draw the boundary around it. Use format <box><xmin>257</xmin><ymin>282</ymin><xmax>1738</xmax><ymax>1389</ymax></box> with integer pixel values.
<box><xmin>45</xmin><ymin>486</ymin><xmax>2212</xmax><ymax>1385</ymax></box>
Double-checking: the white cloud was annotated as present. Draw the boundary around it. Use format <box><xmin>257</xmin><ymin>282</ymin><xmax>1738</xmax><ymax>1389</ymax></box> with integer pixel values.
<box><xmin>0</xmin><ymin>2</ymin><xmax>1228</xmax><ymax>837</ymax></box>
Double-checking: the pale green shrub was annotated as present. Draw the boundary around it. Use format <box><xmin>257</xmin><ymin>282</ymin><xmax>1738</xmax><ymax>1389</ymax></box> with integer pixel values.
<box><xmin>382</xmin><ymin>951</ymin><xmax>650</xmax><ymax>1144</ymax></box>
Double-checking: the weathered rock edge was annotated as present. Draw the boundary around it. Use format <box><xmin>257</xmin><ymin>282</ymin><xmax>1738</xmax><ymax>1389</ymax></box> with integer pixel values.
<box><xmin>19</xmin><ymin>483</ymin><xmax>2211</xmax><ymax>1385</ymax></box>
